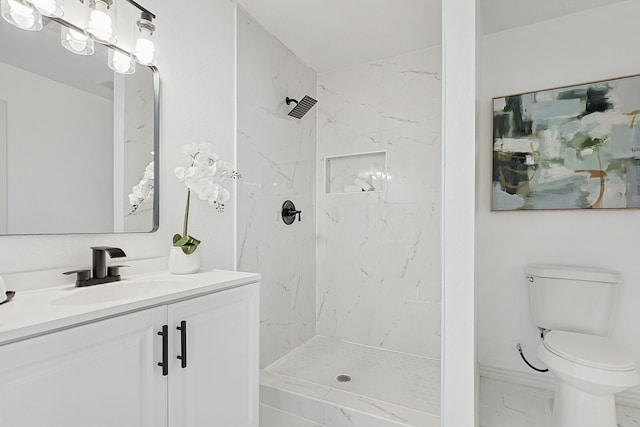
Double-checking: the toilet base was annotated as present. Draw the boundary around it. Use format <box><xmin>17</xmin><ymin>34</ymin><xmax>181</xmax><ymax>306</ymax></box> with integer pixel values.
<box><xmin>552</xmin><ymin>381</ymin><xmax>617</xmax><ymax>427</ymax></box>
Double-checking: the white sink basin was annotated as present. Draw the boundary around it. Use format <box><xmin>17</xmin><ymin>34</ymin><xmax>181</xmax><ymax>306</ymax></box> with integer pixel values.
<box><xmin>51</xmin><ymin>277</ymin><xmax>190</xmax><ymax>306</ymax></box>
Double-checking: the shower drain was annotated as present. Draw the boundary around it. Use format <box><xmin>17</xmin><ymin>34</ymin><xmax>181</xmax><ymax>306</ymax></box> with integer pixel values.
<box><xmin>336</xmin><ymin>374</ymin><xmax>351</xmax><ymax>383</ymax></box>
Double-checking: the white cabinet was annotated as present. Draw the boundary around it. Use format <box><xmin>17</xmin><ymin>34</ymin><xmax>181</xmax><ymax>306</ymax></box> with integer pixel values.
<box><xmin>0</xmin><ymin>307</ymin><xmax>167</xmax><ymax>427</ymax></box>
<box><xmin>0</xmin><ymin>282</ymin><xmax>259</xmax><ymax>427</ymax></box>
<box><xmin>168</xmin><ymin>282</ymin><xmax>259</xmax><ymax>427</ymax></box>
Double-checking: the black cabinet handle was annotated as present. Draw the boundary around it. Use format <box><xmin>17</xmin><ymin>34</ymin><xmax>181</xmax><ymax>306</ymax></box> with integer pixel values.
<box><xmin>177</xmin><ymin>320</ymin><xmax>187</xmax><ymax>368</ymax></box>
<box><xmin>157</xmin><ymin>325</ymin><xmax>168</xmax><ymax>376</ymax></box>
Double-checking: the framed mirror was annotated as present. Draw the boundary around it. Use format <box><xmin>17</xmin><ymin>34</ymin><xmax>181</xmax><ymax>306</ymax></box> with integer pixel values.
<box><xmin>0</xmin><ymin>18</ymin><xmax>158</xmax><ymax>235</ymax></box>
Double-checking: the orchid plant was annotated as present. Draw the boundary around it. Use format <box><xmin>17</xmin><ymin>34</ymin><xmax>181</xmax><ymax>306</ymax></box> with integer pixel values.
<box><xmin>173</xmin><ymin>142</ymin><xmax>240</xmax><ymax>254</ymax></box>
<box><xmin>129</xmin><ymin>161</ymin><xmax>155</xmax><ymax>215</ymax></box>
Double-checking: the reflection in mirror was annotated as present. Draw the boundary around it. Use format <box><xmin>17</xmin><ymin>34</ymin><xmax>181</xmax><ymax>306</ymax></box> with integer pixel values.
<box><xmin>0</xmin><ymin>18</ymin><xmax>158</xmax><ymax>235</ymax></box>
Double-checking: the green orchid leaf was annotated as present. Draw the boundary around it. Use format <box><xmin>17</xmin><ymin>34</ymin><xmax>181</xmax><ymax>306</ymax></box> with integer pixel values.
<box><xmin>174</xmin><ymin>233</ymin><xmax>201</xmax><ymax>254</ymax></box>
<box><xmin>182</xmin><ymin>243</ymin><xmax>198</xmax><ymax>255</ymax></box>
<box><xmin>174</xmin><ymin>236</ymin><xmax>191</xmax><ymax>247</ymax></box>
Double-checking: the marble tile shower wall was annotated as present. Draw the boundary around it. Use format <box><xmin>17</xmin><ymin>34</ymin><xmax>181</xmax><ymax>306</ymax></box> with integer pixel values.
<box><xmin>236</xmin><ymin>10</ymin><xmax>317</xmax><ymax>368</ymax></box>
<box><xmin>316</xmin><ymin>47</ymin><xmax>442</xmax><ymax>358</ymax></box>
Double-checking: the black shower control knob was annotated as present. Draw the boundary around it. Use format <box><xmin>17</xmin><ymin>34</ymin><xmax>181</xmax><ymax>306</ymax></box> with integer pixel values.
<box><xmin>281</xmin><ymin>200</ymin><xmax>302</xmax><ymax>225</ymax></box>
<box><xmin>285</xmin><ymin>208</ymin><xmax>301</xmax><ymax>220</ymax></box>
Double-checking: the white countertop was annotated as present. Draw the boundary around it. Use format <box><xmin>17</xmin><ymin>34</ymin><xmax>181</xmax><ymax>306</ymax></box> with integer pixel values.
<box><xmin>0</xmin><ymin>267</ymin><xmax>260</xmax><ymax>346</ymax></box>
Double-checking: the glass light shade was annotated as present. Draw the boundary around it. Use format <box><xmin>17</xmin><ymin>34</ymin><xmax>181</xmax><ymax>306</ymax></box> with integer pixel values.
<box><xmin>24</xmin><ymin>0</ymin><xmax>62</xmax><ymax>17</ymax></box>
<box><xmin>108</xmin><ymin>49</ymin><xmax>136</xmax><ymax>74</ymax></box>
<box><xmin>84</xmin><ymin>0</ymin><xmax>116</xmax><ymax>45</ymax></box>
<box><xmin>132</xmin><ymin>17</ymin><xmax>157</xmax><ymax>66</ymax></box>
<box><xmin>1</xmin><ymin>0</ymin><xmax>42</xmax><ymax>31</ymax></box>
<box><xmin>61</xmin><ymin>26</ymin><xmax>94</xmax><ymax>55</ymax></box>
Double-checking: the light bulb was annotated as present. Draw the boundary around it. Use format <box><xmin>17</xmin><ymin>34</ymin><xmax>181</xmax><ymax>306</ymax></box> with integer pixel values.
<box><xmin>132</xmin><ymin>16</ymin><xmax>158</xmax><ymax>66</ymax></box>
<box><xmin>31</xmin><ymin>0</ymin><xmax>53</xmax><ymax>13</ymax></box>
<box><xmin>26</xmin><ymin>0</ymin><xmax>62</xmax><ymax>17</ymax></box>
<box><xmin>89</xmin><ymin>9</ymin><xmax>111</xmax><ymax>40</ymax></box>
<box><xmin>108</xmin><ymin>49</ymin><xmax>136</xmax><ymax>74</ymax></box>
<box><xmin>4</xmin><ymin>0</ymin><xmax>41</xmax><ymax>30</ymax></box>
<box><xmin>133</xmin><ymin>37</ymin><xmax>155</xmax><ymax>65</ymax></box>
<box><xmin>112</xmin><ymin>52</ymin><xmax>129</xmax><ymax>73</ymax></box>
<box><xmin>62</xmin><ymin>27</ymin><xmax>94</xmax><ymax>55</ymax></box>
<box><xmin>85</xmin><ymin>0</ymin><xmax>116</xmax><ymax>44</ymax></box>
<box><xmin>9</xmin><ymin>0</ymin><xmax>34</xmax><ymax>28</ymax></box>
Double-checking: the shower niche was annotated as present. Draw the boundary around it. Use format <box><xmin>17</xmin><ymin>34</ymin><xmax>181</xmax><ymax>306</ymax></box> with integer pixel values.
<box><xmin>324</xmin><ymin>151</ymin><xmax>388</xmax><ymax>195</ymax></box>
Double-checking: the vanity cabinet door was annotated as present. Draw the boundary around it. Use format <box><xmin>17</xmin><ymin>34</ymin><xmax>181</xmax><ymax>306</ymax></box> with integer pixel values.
<box><xmin>0</xmin><ymin>307</ymin><xmax>168</xmax><ymax>427</ymax></box>
<box><xmin>168</xmin><ymin>282</ymin><xmax>259</xmax><ymax>427</ymax></box>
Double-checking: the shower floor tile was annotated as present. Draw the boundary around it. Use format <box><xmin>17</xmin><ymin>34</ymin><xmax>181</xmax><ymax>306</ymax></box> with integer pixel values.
<box><xmin>264</xmin><ymin>335</ymin><xmax>440</xmax><ymax>415</ymax></box>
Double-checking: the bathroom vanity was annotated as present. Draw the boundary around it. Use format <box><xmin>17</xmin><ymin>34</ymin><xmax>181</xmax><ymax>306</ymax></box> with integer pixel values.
<box><xmin>0</xmin><ymin>265</ymin><xmax>259</xmax><ymax>427</ymax></box>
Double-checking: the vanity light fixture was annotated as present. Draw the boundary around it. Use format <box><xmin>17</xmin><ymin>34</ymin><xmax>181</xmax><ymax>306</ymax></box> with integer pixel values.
<box><xmin>108</xmin><ymin>48</ymin><xmax>136</xmax><ymax>74</ymax></box>
<box><xmin>1</xmin><ymin>0</ymin><xmax>157</xmax><ymax>74</ymax></box>
<box><xmin>1</xmin><ymin>0</ymin><xmax>43</xmax><ymax>31</ymax></box>
<box><xmin>61</xmin><ymin>26</ymin><xmax>94</xmax><ymax>55</ymax></box>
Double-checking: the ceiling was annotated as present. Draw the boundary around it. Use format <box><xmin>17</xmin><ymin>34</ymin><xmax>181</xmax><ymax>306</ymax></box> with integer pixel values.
<box><xmin>236</xmin><ymin>0</ymin><xmax>629</xmax><ymax>74</ymax></box>
<box><xmin>235</xmin><ymin>0</ymin><xmax>441</xmax><ymax>73</ymax></box>
<box><xmin>480</xmin><ymin>0</ymin><xmax>629</xmax><ymax>34</ymax></box>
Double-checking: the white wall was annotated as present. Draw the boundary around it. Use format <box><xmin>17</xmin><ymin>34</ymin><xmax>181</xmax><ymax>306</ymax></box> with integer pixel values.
<box><xmin>0</xmin><ymin>60</ymin><xmax>113</xmax><ymax>234</ymax></box>
<box><xmin>316</xmin><ymin>47</ymin><xmax>442</xmax><ymax>358</ymax></box>
<box><xmin>0</xmin><ymin>0</ymin><xmax>237</xmax><ymax>274</ymax></box>
<box><xmin>0</xmin><ymin>100</ymin><xmax>7</xmax><ymax>234</ymax></box>
<box><xmin>236</xmin><ymin>9</ymin><xmax>318</xmax><ymax>367</ymax></box>
<box><xmin>477</xmin><ymin>0</ymin><xmax>640</xmax><ymax>385</ymax></box>
<box><xmin>442</xmin><ymin>0</ymin><xmax>477</xmax><ymax>423</ymax></box>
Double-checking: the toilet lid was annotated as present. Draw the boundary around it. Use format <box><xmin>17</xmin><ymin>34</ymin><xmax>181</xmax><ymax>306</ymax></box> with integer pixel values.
<box><xmin>543</xmin><ymin>331</ymin><xmax>637</xmax><ymax>371</ymax></box>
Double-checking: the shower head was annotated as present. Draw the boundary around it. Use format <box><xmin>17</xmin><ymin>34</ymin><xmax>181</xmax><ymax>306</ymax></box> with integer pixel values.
<box><xmin>286</xmin><ymin>95</ymin><xmax>317</xmax><ymax>119</ymax></box>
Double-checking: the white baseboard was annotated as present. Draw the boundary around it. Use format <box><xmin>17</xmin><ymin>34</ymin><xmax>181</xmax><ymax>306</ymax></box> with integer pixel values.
<box><xmin>479</xmin><ymin>364</ymin><xmax>640</xmax><ymax>408</ymax></box>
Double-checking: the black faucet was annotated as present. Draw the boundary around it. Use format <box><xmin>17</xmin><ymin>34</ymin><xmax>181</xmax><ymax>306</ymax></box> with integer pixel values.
<box><xmin>63</xmin><ymin>247</ymin><xmax>128</xmax><ymax>287</ymax></box>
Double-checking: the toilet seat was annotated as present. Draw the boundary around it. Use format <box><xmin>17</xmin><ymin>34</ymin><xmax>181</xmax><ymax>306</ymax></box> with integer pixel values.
<box><xmin>543</xmin><ymin>330</ymin><xmax>637</xmax><ymax>371</ymax></box>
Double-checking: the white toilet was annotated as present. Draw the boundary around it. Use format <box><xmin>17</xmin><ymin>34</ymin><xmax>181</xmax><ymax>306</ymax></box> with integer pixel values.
<box><xmin>527</xmin><ymin>264</ymin><xmax>640</xmax><ymax>427</ymax></box>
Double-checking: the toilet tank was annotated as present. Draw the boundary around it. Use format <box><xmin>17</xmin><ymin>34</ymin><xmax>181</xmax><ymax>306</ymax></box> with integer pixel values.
<box><xmin>527</xmin><ymin>264</ymin><xmax>620</xmax><ymax>336</ymax></box>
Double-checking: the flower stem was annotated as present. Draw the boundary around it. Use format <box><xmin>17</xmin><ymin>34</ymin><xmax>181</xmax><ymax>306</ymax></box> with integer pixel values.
<box><xmin>183</xmin><ymin>189</ymin><xmax>191</xmax><ymax>237</ymax></box>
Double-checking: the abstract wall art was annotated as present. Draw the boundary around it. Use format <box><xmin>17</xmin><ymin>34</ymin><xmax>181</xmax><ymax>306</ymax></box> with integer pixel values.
<box><xmin>492</xmin><ymin>74</ymin><xmax>640</xmax><ymax>211</ymax></box>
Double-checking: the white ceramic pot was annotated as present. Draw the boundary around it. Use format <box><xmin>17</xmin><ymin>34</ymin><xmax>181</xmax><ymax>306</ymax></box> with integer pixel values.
<box><xmin>168</xmin><ymin>246</ymin><xmax>201</xmax><ymax>274</ymax></box>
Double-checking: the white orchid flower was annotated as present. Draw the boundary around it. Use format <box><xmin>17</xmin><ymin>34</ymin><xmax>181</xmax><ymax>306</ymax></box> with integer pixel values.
<box><xmin>184</xmin><ymin>177</ymin><xmax>197</xmax><ymax>190</ymax></box>
<box><xmin>173</xmin><ymin>142</ymin><xmax>241</xmax><ymax>252</ymax></box>
<box><xmin>218</xmin><ymin>188</ymin><xmax>230</xmax><ymax>203</ymax></box>
<box><xmin>174</xmin><ymin>167</ymin><xmax>187</xmax><ymax>180</ymax></box>
<box><xmin>192</xmin><ymin>178</ymin><xmax>213</xmax><ymax>199</ymax></box>
<box><xmin>129</xmin><ymin>160</ymin><xmax>155</xmax><ymax>215</ymax></box>
<box><xmin>175</xmin><ymin>166</ymin><xmax>197</xmax><ymax>181</ymax></box>
<box><xmin>179</xmin><ymin>142</ymin><xmax>197</xmax><ymax>160</ymax></box>
<box><xmin>205</xmin><ymin>185</ymin><xmax>221</xmax><ymax>205</ymax></box>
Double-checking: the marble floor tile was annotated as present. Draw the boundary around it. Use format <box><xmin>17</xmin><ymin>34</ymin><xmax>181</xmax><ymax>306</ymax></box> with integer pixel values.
<box><xmin>260</xmin><ymin>404</ymin><xmax>324</xmax><ymax>427</ymax></box>
<box><xmin>479</xmin><ymin>376</ymin><xmax>640</xmax><ymax>427</ymax></box>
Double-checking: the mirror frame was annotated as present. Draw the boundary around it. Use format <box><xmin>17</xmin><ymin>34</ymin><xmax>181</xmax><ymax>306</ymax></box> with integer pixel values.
<box><xmin>147</xmin><ymin>66</ymin><xmax>160</xmax><ymax>234</ymax></box>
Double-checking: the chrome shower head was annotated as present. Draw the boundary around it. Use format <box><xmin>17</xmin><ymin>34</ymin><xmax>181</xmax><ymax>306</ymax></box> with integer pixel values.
<box><xmin>286</xmin><ymin>95</ymin><xmax>317</xmax><ymax>119</ymax></box>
